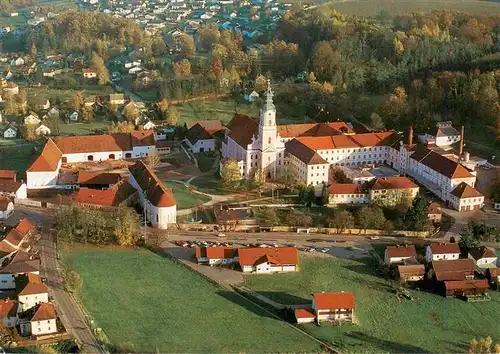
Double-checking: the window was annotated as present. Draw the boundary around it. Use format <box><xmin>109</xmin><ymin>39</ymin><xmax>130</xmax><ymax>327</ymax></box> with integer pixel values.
<box><xmin>109</xmin><ymin>154</ymin><xmax>115</xmax><ymax>160</ymax></box>
<box><xmin>38</xmin><ymin>328</ymin><xmax>41</xmax><ymax>332</ymax></box>
<box><xmin>62</xmin><ymin>157</ymin><xmax>68</xmax><ymax>163</ymax></box>
<box><xmin>268</xmin><ymin>120</ymin><xmax>271</xmax><ymax>125</ymax></box>
<box><xmin>268</xmin><ymin>137</ymin><xmax>271</xmax><ymax>145</ymax></box>
<box><xmin>156</xmin><ymin>214</ymin><xmax>159</xmax><ymax>222</ymax></box>
<box><xmin>1</xmin><ymin>281</ymin><xmax>6</xmax><ymax>284</ymax></box>
<box><xmin>87</xmin><ymin>155</ymin><xmax>94</xmax><ymax>161</ymax></box>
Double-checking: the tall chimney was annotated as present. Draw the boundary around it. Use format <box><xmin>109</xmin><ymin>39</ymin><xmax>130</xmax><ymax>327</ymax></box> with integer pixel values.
<box><xmin>459</xmin><ymin>125</ymin><xmax>465</xmax><ymax>156</ymax></box>
<box><xmin>408</xmin><ymin>126</ymin><xmax>413</xmax><ymax>146</ymax></box>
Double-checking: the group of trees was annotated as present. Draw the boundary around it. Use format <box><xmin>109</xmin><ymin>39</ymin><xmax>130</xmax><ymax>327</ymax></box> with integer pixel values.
<box><xmin>55</xmin><ymin>204</ymin><xmax>139</xmax><ymax>246</ymax></box>
<box><xmin>459</xmin><ymin>220</ymin><xmax>500</xmax><ymax>252</ymax></box>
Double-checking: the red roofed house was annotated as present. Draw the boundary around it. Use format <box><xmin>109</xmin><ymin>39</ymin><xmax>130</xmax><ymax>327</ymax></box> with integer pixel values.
<box><xmin>384</xmin><ymin>245</ymin><xmax>417</xmax><ymax>265</ymax></box>
<box><xmin>73</xmin><ymin>180</ymin><xmax>137</xmax><ymax>208</ymax></box>
<box><xmin>294</xmin><ymin>308</ymin><xmax>316</xmax><ymax>324</ymax></box>
<box><xmin>444</xmin><ymin>279</ymin><xmax>489</xmax><ymax>298</ymax></box>
<box><xmin>0</xmin><ymin>170</ymin><xmax>16</xmax><ymax>181</ymax></box>
<box><xmin>448</xmin><ymin>182</ymin><xmax>484</xmax><ymax>212</ymax></box>
<box><xmin>327</xmin><ymin>184</ymin><xmax>368</xmax><ymax>205</ymax></box>
<box><xmin>128</xmin><ymin>161</ymin><xmax>176</xmax><ymax>228</ymax></box>
<box><xmin>195</xmin><ymin>247</ymin><xmax>237</xmax><ymax>266</ymax></box>
<box><xmin>26</xmin><ymin>131</ymin><xmax>155</xmax><ymax>189</ymax></box>
<box><xmin>185</xmin><ymin>120</ymin><xmax>224</xmax><ymax>153</ymax></box>
<box><xmin>0</xmin><ymin>196</ymin><xmax>14</xmax><ymax>220</ymax></box>
<box><xmin>313</xmin><ymin>292</ymin><xmax>355</xmax><ymax>323</ymax></box>
<box><xmin>0</xmin><ymin>250</ymin><xmax>40</xmax><ymax>290</ymax></box>
<box><xmin>468</xmin><ymin>246</ymin><xmax>498</xmax><ymax>269</ymax></box>
<box><xmin>431</xmin><ymin>259</ymin><xmax>475</xmax><ymax>282</ymax></box>
<box><xmin>237</xmin><ymin>247</ymin><xmax>298</xmax><ymax>273</ymax></box>
<box><xmin>82</xmin><ymin>67</ymin><xmax>97</xmax><ymax>79</ymax></box>
<box><xmin>20</xmin><ymin>302</ymin><xmax>57</xmax><ymax>337</ymax></box>
<box><xmin>17</xmin><ymin>273</ymin><xmax>48</xmax><ymax>311</ymax></box>
<box><xmin>425</xmin><ymin>243</ymin><xmax>460</xmax><ymax>263</ymax></box>
<box><xmin>0</xmin><ymin>299</ymin><xmax>19</xmax><ymax>327</ymax></box>
<box><xmin>368</xmin><ymin>177</ymin><xmax>419</xmax><ymax>206</ymax></box>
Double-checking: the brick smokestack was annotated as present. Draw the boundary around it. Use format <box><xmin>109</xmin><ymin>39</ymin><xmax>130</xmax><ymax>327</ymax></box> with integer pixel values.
<box><xmin>459</xmin><ymin>125</ymin><xmax>464</xmax><ymax>156</ymax></box>
<box><xmin>408</xmin><ymin>125</ymin><xmax>413</xmax><ymax>146</ymax></box>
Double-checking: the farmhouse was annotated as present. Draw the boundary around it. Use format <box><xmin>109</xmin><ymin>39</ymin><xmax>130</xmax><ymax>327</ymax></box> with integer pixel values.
<box><xmin>367</xmin><ymin>177</ymin><xmax>419</xmax><ymax>206</ymax></box>
<box><xmin>447</xmin><ymin>182</ymin><xmax>484</xmax><ymax>212</ymax></box>
<box><xmin>418</xmin><ymin>121</ymin><xmax>461</xmax><ymax>147</ymax></box>
<box><xmin>19</xmin><ymin>302</ymin><xmax>58</xmax><ymax>337</ymax></box>
<box><xmin>397</xmin><ymin>264</ymin><xmax>425</xmax><ymax>283</ymax></box>
<box><xmin>432</xmin><ymin>259</ymin><xmax>475</xmax><ymax>282</ymax></box>
<box><xmin>0</xmin><ymin>123</ymin><xmax>18</xmax><ymax>139</ymax></box>
<box><xmin>313</xmin><ymin>292</ymin><xmax>355</xmax><ymax>323</ymax></box>
<box><xmin>468</xmin><ymin>247</ymin><xmax>498</xmax><ymax>269</ymax></box>
<box><xmin>35</xmin><ymin>124</ymin><xmax>51</xmax><ymax>136</ymax></box>
<box><xmin>328</xmin><ymin>184</ymin><xmax>368</xmax><ymax>205</ymax></box>
<box><xmin>184</xmin><ymin>122</ymin><xmax>222</xmax><ymax>153</ymax></box>
<box><xmin>82</xmin><ymin>68</ymin><xmax>98</xmax><ymax>79</ymax></box>
<box><xmin>24</xmin><ymin>113</ymin><xmax>41</xmax><ymax>126</ymax></box>
<box><xmin>195</xmin><ymin>247</ymin><xmax>237</xmax><ymax>266</ymax></box>
<box><xmin>238</xmin><ymin>247</ymin><xmax>298</xmax><ymax>273</ymax></box>
<box><xmin>128</xmin><ymin>161</ymin><xmax>177</xmax><ymax>228</ymax></box>
<box><xmin>425</xmin><ymin>243</ymin><xmax>460</xmax><ymax>263</ymax></box>
<box><xmin>384</xmin><ymin>245</ymin><xmax>417</xmax><ymax>265</ymax></box>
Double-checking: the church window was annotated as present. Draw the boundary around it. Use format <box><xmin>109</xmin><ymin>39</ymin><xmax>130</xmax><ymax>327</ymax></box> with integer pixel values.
<box><xmin>268</xmin><ymin>157</ymin><xmax>270</xmax><ymax>162</ymax></box>
<box><xmin>278</xmin><ymin>153</ymin><xmax>281</xmax><ymax>158</ymax></box>
<box><xmin>268</xmin><ymin>137</ymin><xmax>271</xmax><ymax>144</ymax></box>
<box><xmin>268</xmin><ymin>120</ymin><xmax>271</xmax><ymax>125</ymax></box>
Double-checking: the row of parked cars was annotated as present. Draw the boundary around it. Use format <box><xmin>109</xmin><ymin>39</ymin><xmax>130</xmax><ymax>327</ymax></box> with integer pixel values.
<box><xmin>175</xmin><ymin>240</ymin><xmax>234</xmax><ymax>248</ymax></box>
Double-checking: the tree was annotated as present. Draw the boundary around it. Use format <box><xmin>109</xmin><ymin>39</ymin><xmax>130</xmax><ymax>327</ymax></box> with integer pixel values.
<box><xmin>166</xmin><ymin>107</ymin><xmax>180</xmax><ymax>125</ymax></box>
<box><xmin>21</xmin><ymin>124</ymin><xmax>37</xmax><ymax>141</ymax></box>
<box><xmin>90</xmin><ymin>51</ymin><xmax>110</xmax><ymax>85</ymax></box>
<box><xmin>69</xmin><ymin>93</ymin><xmax>84</xmax><ymax>112</ymax></box>
<box><xmin>254</xmin><ymin>207</ymin><xmax>279</xmax><ymax>227</ymax></box>
<box><xmin>146</xmin><ymin>154</ymin><xmax>160</xmax><ymax>169</ymax></box>
<box><xmin>312</xmin><ymin>41</ymin><xmax>339</xmax><ymax>81</ymax></box>
<box><xmin>179</xmin><ymin>34</ymin><xmax>195</xmax><ymax>56</ymax></box>
<box><xmin>252</xmin><ymin>168</ymin><xmax>266</xmax><ymax>187</ymax></box>
<box><xmin>122</xmin><ymin>103</ymin><xmax>141</xmax><ymax>122</ymax></box>
<box><xmin>320</xmin><ymin>183</ymin><xmax>329</xmax><ymax>205</ymax></box>
<box><xmin>30</xmin><ymin>42</ymin><xmax>37</xmax><ymax>57</ymax></box>
<box><xmin>45</xmin><ymin>112</ymin><xmax>60</xmax><ymax>136</ymax></box>
<box><xmin>459</xmin><ymin>221</ymin><xmax>483</xmax><ymax>252</ymax></box>
<box><xmin>356</xmin><ymin>206</ymin><xmax>385</xmax><ymax>233</ymax></box>
<box><xmin>210</xmin><ymin>56</ymin><xmax>223</xmax><ymax>79</ymax></box>
<box><xmin>108</xmin><ymin>121</ymin><xmax>136</xmax><ymax>133</ymax></box>
<box><xmin>404</xmin><ymin>194</ymin><xmax>432</xmax><ymax>231</ymax></box>
<box><xmin>158</xmin><ymin>98</ymin><xmax>169</xmax><ymax>113</ymax></box>
<box><xmin>114</xmin><ymin>206</ymin><xmax>139</xmax><ymax>246</ymax></box>
<box><xmin>369</xmin><ymin>112</ymin><xmax>385</xmax><ymax>130</ymax></box>
<box><xmin>305</xmin><ymin>185</ymin><xmax>316</xmax><ymax>207</ymax></box>
<box><xmin>152</xmin><ymin>36</ymin><xmax>168</xmax><ymax>56</ymax></box>
<box><xmin>172</xmin><ymin>59</ymin><xmax>191</xmax><ymax>77</ymax></box>
<box><xmin>82</xmin><ymin>106</ymin><xmax>94</xmax><ymax>122</ymax></box>
<box><xmin>328</xmin><ymin>210</ymin><xmax>354</xmax><ymax>233</ymax></box>
<box><xmin>277</xmin><ymin>165</ymin><xmax>298</xmax><ymax>191</ymax></box>
<box><xmin>286</xmin><ymin>209</ymin><xmax>312</xmax><ymax>227</ymax></box>
<box><xmin>66</xmin><ymin>270</ymin><xmax>82</xmax><ymax>292</ymax></box>
<box><xmin>254</xmin><ymin>74</ymin><xmax>267</xmax><ymax>92</ymax></box>
<box><xmin>469</xmin><ymin>336</ymin><xmax>500</xmax><ymax>354</ymax></box>
<box><xmin>332</xmin><ymin>168</ymin><xmax>352</xmax><ymax>183</ymax></box>
<box><xmin>220</xmin><ymin>159</ymin><xmax>241</xmax><ymax>189</ymax></box>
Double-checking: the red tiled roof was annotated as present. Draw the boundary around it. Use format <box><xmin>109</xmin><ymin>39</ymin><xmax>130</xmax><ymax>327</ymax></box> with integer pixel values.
<box><xmin>128</xmin><ymin>161</ymin><xmax>176</xmax><ymax>207</ymax></box>
<box><xmin>410</xmin><ymin>145</ymin><xmax>473</xmax><ymax>179</ymax></box>
<box><xmin>0</xmin><ymin>180</ymin><xmax>23</xmax><ymax>193</ymax></box>
<box><xmin>19</xmin><ymin>281</ymin><xmax>48</xmax><ymax>296</ymax></box>
<box><xmin>397</xmin><ymin>264</ymin><xmax>425</xmax><ymax>276</ymax></box>
<box><xmin>187</xmin><ymin>120</ymin><xmax>224</xmax><ymax>135</ymax></box>
<box><xmin>196</xmin><ymin>247</ymin><xmax>235</xmax><ymax>259</ymax></box>
<box><xmin>82</xmin><ymin>68</ymin><xmax>97</xmax><ymax>74</ymax></box>
<box><xmin>444</xmin><ymin>279</ymin><xmax>488</xmax><ymax>290</ymax></box>
<box><xmin>295</xmin><ymin>308</ymin><xmax>316</xmax><ymax>319</ymax></box>
<box><xmin>27</xmin><ymin>139</ymin><xmax>62</xmax><ymax>172</ymax></box>
<box><xmin>370</xmin><ymin>177</ymin><xmax>418</xmax><ymax>190</ymax></box>
<box><xmin>0</xmin><ymin>170</ymin><xmax>16</xmax><ymax>180</ymax></box>
<box><xmin>238</xmin><ymin>247</ymin><xmax>298</xmax><ymax>266</ymax></box>
<box><xmin>31</xmin><ymin>302</ymin><xmax>56</xmax><ymax>322</ymax></box>
<box><xmin>187</xmin><ymin>123</ymin><xmax>213</xmax><ymax>144</ymax></box>
<box><xmin>429</xmin><ymin>243</ymin><xmax>460</xmax><ymax>255</ymax></box>
<box><xmin>386</xmin><ymin>245</ymin><xmax>416</xmax><ymax>258</ymax></box>
<box><xmin>0</xmin><ymin>299</ymin><xmax>18</xmax><ymax>318</ymax></box>
<box><xmin>4</xmin><ymin>229</ymin><xmax>23</xmax><ymax>246</ymax></box>
<box><xmin>328</xmin><ymin>184</ymin><xmax>366</xmax><ymax>195</ymax></box>
<box><xmin>130</xmin><ymin>130</ymin><xmax>155</xmax><ymax>147</ymax></box>
<box><xmin>73</xmin><ymin>180</ymin><xmax>137</xmax><ymax>207</ymax></box>
<box><xmin>226</xmin><ymin>114</ymin><xmax>258</xmax><ymax>148</ymax></box>
<box><xmin>15</xmin><ymin>218</ymin><xmax>35</xmax><ymax>235</ymax></box>
<box><xmin>313</xmin><ymin>292</ymin><xmax>355</xmax><ymax>310</ymax></box>
<box><xmin>285</xmin><ymin>139</ymin><xmax>327</xmax><ymax>165</ymax></box>
<box><xmin>468</xmin><ymin>246</ymin><xmax>497</xmax><ymax>260</ymax></box>
<box><xmin>450</xmin><ymin>182</ymin><xmax>483</xmax><ymax>199</ymax></box>
<box><xmin>278</xmin><ymin>122</ymin><xmax>353</xmax><ymax>138</ymax></box>
<box><xmin>432</xmin><ymin>259</ymin><xmax>475</xmax><ymax>281</ymax></box>
<box><xmin>77</xmin><ymin>172</ymin><xmax>121</xmax><ymax>186</ymax></box>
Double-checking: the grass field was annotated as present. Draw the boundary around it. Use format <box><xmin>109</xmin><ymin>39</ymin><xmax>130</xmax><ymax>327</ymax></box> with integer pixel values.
<box><xmin>58</xmin><ymin>121</ymin><xmax>110</xmax><ymax>136</ymax></box>
<box><xmin>194</xmin><ymin>152</ymin><xmax>216</xmax><ymax>172</ymax></box>
<box><xmin>244</xmin><ymin>255</ymin><xmax>500</xmax><ymax>353</ymax></box>
<box><xmin>323</xmin><ymin>0</ymin><xmax>500</xmax><ymax>16</ymax></box>
<box><xmin>62</xmin><ymin>247</ymin><xmax>321</xmax><ymax>353</ymax></box>
<box><xmin>163</xmin><ymin>181</ymin><xmax>211</xmax><ymax>209</ymax></box>
<box><xmin>25</xmin><ymin>86</ymin><xmax>113</xmax><ymax>106</ymax></box>
<box><xmin>0</xmin><ymin>143</ymin><xmax>36</xmax><ymax>177</ymax></box>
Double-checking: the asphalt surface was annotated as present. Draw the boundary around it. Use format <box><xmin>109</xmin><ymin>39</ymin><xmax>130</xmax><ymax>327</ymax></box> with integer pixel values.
<box><xmin>18</xmin><ymin>206</ymin><xmax>103</xmax><ymax>353</ymax></box>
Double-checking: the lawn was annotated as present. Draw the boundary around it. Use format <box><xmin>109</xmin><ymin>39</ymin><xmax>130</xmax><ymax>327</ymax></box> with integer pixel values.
<box><xmin>58</xmin><ymin>121</ymin><xmax>110</xmax><ymax>136</ymax></box>
<box><xmin>323</xmin><ymin>0</ymin><xmax>500</xmax><ymax>16</ymax></box>
<box><xmin>244</xmin><ymin>255</ymin><xmax>500</xmax><ymax>353</ymax></box>
<box><xmin>62</xmin><ymin>247</ymin><xmax>321</xmax><ymax>353</ymax></box>
<box><xmin>0</xmin><ymin>143</ymin><xmax>36</xmax><ymax>177</ymax></box>
<box><xmin>25</xmin><ymin>86</ymin><xmax>113</xmax><ymax>106</ymax></box>
<box><xmin>163</xmin><ymin>181</ymin><xmax>211</xmax><ymax>210</ymax></box>
<box><xmin>194</xmin><ymin>152</ymin><xmax>217</xmax><ymax>172</ymax></box>
<box><xmin>175</xmin><ymin>98</ymin><xmax>259</xmax><ymax>125</ymax></box>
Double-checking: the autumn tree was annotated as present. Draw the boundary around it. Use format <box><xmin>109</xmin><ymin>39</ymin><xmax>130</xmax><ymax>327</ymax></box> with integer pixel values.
<box><xmin>152</xmin><ymin>36</ymin><xmax>168</xmax><ymax>56</ymax></box>
<box><xmin>90</xmin><ymin>51</ymin><xmax>110</xmax><ymax>85</ymax></box>
<box><xmin>468</xmin><ymin>336</ymin><xmax>500</xmax><ymax>354</ymax></box>
<box><xmin>166</xmin><ymin>107</ymin><xmax>180</xmax><ymax>125</ymax></box>
<box><xmin>146</xmin><ymin>154</ymin><xmax>161</xmax><ymax>169</ymax></box>
<box><xmin>254</xmin><ymin>207</ymin><xmax>279</xmax><ymax>228</ymax></box>
<box><xmin>328</xmin><ymin>210</ymin><xmax>355</xmax><ymax>233</ymax></box>
<box><xmin>252</xmin><ymin>168</ymin><xmax>266</xmax><ymax>187</ymax></box>
<box><xmin>356</xmin><ymin>206</ymin><xmax>385</xmax><ymax>233</ymax></box>
<box><xmin>220</xmin><ymin>159</ymin><xmax>241</xmax><ymax>189</ymax></box>
<box><xmin>254</xmin><ymin>74</ymin><xmax>267</xmax><ymax>92</ymax></box>
<box><xmin>179</xmin><ymin>34</ymin><xmax>195</xmax><ymax>56</ymax></box>
<box><xmin>277</xmin><ymin>165</ymin><xmax>298</xmax><ymax>191</ymax></box>
<box><xmin>197</xmin><ymin>24</ymin><xmax>220</xmax><ymax>52</ymax></box>
<box><xmin>66</xmin><ymin>270</ymin><xmax>82</xmax><ymax>292</ymax></box>
<box><xmin>312</xmin><ymin>41</ymin><xmax>339</xmax><ymax>81</ymax></box>
<box><xmin>172</xmin><ymin>59</ymin><xmax>191</xmax><ymax>77</ymax></box>
<box><xmin>404</xmin><ymin>194</ymin><xmax>432</xmax><ymax>231</ymax></box>
<box><xmin>122</xmin><ymin>103</ymin><xmax>141</xmax><ymax>122</ymax></box>
<box><xmin>108</xmin><ymin>121</ymin><xmax>136</xmax><ymax>133</ymax></box>
<box><xmin>21</xmin><ymin>124</ymin><xmax>37</xmax><ymax>141</ymax></box>
<box><xmin>82</xmin><ymin>106</ymin><xmax>94</xmax><ymax>122</ymax></box>
<box><xmin>69</xmin><ymin>93</ymin><xmax>84</xmax><ymax>112</ymax></box>
<box><xmin>30</xmin><ymin>43</ymin><xmax>37</xmax><ymax>57</ymax></box>
<box><xmin>114</xmin><ymin>206</ymin><xmax>139</xmax><ymax>246</ymax></box>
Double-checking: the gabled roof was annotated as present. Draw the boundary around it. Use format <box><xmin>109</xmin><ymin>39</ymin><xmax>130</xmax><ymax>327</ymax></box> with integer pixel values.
<box><xmin>313</xmin><ymin>292</ymin><xmax>355</xmax><ymax>310</ymax></box>
<box><xmin>369</xmin><ymin>177</ymin><xmax>418</xmax><ymax>190</ymax></box>
<box><xmin>0</xmin><ymin>299</ymin><xmax>18</xmax><ymax>318</ymax></box>
<box><xmin>468</xmin><ymin>246</ymin><xmax>497</xmax><ymax>260</ymax></box>
<box><xmin>186</xmin><ymin>123</ymin><xmax>213</xmax><ymax>144</ymax></box>
<box><xmin>74</xmin><ymin>180</ymin><xmax>137</xmax><ymax>207</ymax></box>
<box><xmin>328</xmin><ymin>184</ymin><xmax>366</xmax><ymax>195</ymax></box>
<box><xmin>432</xmin><ymin>259</ymin><xmax>475</xmax><ymax>281</ymax></box>
<box><xmin>0</xmin><ymin>250</ymin><xmax>40</xmax><ymax>274</ymax></box>
<box><xmin>187</xmin><ymin>120</ymin><xmax>224</xmax><ymax>135</ymax></box>
<box><xmin>450</xmin><ymin>182</ymin><xmax>483</xmax><ymax>199</ymax></box>
<box><xmin>444</xmin><ymin>279</ymin><xmax>488</xmax><ymax>291</ymax></box>
<box><xmin>225</xmin><ymin>114</ymin><xmax>258</xmax><ymax>148</ymax></box>
<box><xmin>31</xmin><ymin>302</ymin><xmax>56</xmax><ymax>322</ymax></box>
<box><xmin>397</xmin><ymin>264</ymin><xmax>425</xmax><ymax>276</ymax></box>
<box><xmin>128</xmin><ymin>161</ymin><xmax>176</xmax><ymax>207</ymax></box>
<box><xmin>4</xmin><ymin>229</ymin><xmax>23</xmax><ymax>247</ymax></box>
<box><xmin>295</xmin><ymin>308</ymin><xmax>316</xmax><ymax>319</ymax></box>
<box><xmin>18</xmin><ymin>279</ymin><xmax>48</xmax><ymax>296</ymax></box>
<box><xmin>429</xmin><ymin>243</ymin><xmax>460</xmax><ymax>255</ymax></box>
<box><xmin>195</xmin><ymin>247</ymin><xmax>235</xmax><ymax>259</ymax></box>
<box><xmin>277</xmin><ymin>122</ymin><xmax>353</xmax><ymax>138</ymax></box>
<box><xmin>385</xmin><ymin>245</ymin><xmax>416</xmax><ymax>259</ymax></box>
<box><xmin>16</xmin><ymin>218</ymin><xmax>35</xmax><ymax>235</ymax></box>
<box><xmin>409</xmin><ymin>145</ymin><xmax>473</xmax><ymax>179</ymax></box>
<box><xmin>27</xmin><ymin>139</ymin><xmax>62</xmax><ymax>172</ymax></box>
<box><xmin>285</xmin><ymin>139</ymin><xmax>327</xmax><ymax>165</ymax></box>
<box><xmin>77</xmin><ymin>172</ymin><xmax>121</xmax><ymax>186</ymax></box>
<box><xmin>0</xmin><ymin>180</ymin><xmax>22</xmax><ymax>194</ymax></box>
<box><xmin>238</xmin><ymin>247</ymin><xmax>298</xmax><ymax>266</ymax></box>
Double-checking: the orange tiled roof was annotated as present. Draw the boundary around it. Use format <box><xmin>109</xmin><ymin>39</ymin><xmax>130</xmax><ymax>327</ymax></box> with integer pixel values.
<box><xmin>285</xmin><ymin>139</ymin><xmax>327</xmax><ymax>165</ymax></box>
<box><xmin>328</xmin><ymin>184</ymin><xmax>366</xmax><ymax>195</ymax></box>
<box><xmin>128</xmin><ymin>161</ymin><xmax>176</xmax><ymax>207</ymax></box>
<box><xmin>386</xmin><ymin>245</ymin><xmax>416</xmax><ymax>258</ymax></box>
<box><xmin>410</xmin><ymin>145</ymin><xmax>473</xmax><ymax>179</ymax></box>
<box><xmin>450</xmin><ymin>182</ymin><xmax>483</xmax><ymax>199</ymax></box>
<box><xmin>313</xmin><ymin>292</ymin><xmax>355</xmax><ymax>310</ymax></box>
<box><xmin>444</xmin><ymin>279</ymin><xmax>488</xmax><ymax>290</ymax></box>
<box><xmin>0</xmin><ymin>299</ymin><xmax>18</xmax><ymax>318</ymax></box>
<box><xmin>429</xmin><ymin>243</ymin><xmax>460</xmax><ymax>255</ymax></box>
<box><xmin>15</xmin><ymin>218</ymin><xmax>35</xmax><ymax>235</ymax></box>
<box><xmin>27</xmin><ymin>139</ymin><xmax>62</xmax><ymax>172</ymax></box>
<box><xmin>238</xmin><ymin>247</ymin><xmax>298</xmax><ymax>266</ymax></box>
<box><xmin>295</xmin><ymin>308</ymin><xmax>316</xmax><ymax>319</ymax></box>
<box><xmin>225</xmin><ymin>114</ymin><xmax>259</xmax><ymax>148</ymax></box>
<box><xmin>0</xmin><ymin>170</ymin><xmax>16</xmax><ymax>180</ymax></box>
<box><xmin>18</xmin><ymin>281</ymin><xmax>48</xmax><ymax>296</ymax></box>
<box><xmin>196</xmin><ymin>246</ymin><xmax>235</xmax><ymax>259</ymax></box>
<box><xmin>74</xmin><ymin>180</ymin><xmax>137</xmax><ymax>207</ymax></box>
<box><xmin>278</xmin><ymin>122</ymin><xmax>353</xmax><ymax>138</ymax></box>
<box><xmin>31</xmin><ymin>302</ymin><xmax>56</xmax><ymax>322</ymax></box>
<box><xmin>77</xmin><ymin>172</ymin><xmax>121</xmax><ymax>185</ymax></box>
<box><xmin>370</xmin><ymin>177</ymin><xmax>418</xmax><ymax>190</ymax></box>
<box><xmin>187</xmin><ymin>120</ymin><xmax>224</xmax><ymax>135</ymax></box>
<box><xmin>432</xmin><ymin>259</ymin><xmax>475</xmax><ymax>281</ymax></box>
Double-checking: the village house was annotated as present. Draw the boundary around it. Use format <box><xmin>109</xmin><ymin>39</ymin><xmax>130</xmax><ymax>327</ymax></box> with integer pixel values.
<box><xmin>432</xmin><ymin>259</ymin><xmax>475</xmax><ymax>282</ymax></box>
<box><xmin>296</xmin><ymin>292</ymin><xmax>355</xmax><ymax>324</ymax></box>
<box><xmin>0</xmin><ymin>196</ymin><xmax>14</xmax><ymax>220</ymax></box>
<box><xmin>109</xmin><ymin>93</ymin><xmax>126</xmax><ymax>105</ymax></box>
<box><xmin>82</xmin><ymin>68</ymin><xmax>98</xmax><ymax>79</ymax></box>
<box><xmin>443</xmin><ymin>279</ymin><xmax>489</xmax><ymax>298</ymax></box>
<box><xmin>0</xmin><ymin>299</ymin><xmax>18</xmax><ymax>327</ymax></box>
<box><xmin>76</xmin><ymin>172</ymin><xmax>121</xmax><ymax>189</ymax></box>
<box><xmin>367</xmin><ymin>177</ymin><xmax>419</xmax><ymax>206</ymax></box>
<box><xmin>0</xmin><ymin>250</ymin><xmax>40</xmax><ymax>290</ymax></box>
<box><xmin>468</xmin><ymin>246</ymin><xmax>498</xmax><ymax>269</ymax></box>
<box><xmin>425</xmin><ymin>243</ymin><xmax>460</xmax><ymax>263</ymax></box>
<box><xmin>73</xmin><ymin>180</ymin><xmax>137</xmax><ymax>208</ymax></box>
<box><xmin>155</xmin><ymin>141</ymin><xmax>172</xmax><ymax>156</ymax></box>
<box><xmin>0</xmin><ymin>123</ymin><xmax>18</xmax><ymax>139</ymax></box>
<box><xmin>397</xmin><ymin>264</ymin><xmax>425</xmax><ymax>283</ymax></box>
<box><xmin>238</xmin><ymin>247</ymin><xmax>298</xmax><ymax>273</ymax></box>
<box><xmin>418</xmin><ymin>121</ymin><xmax>461</xmax><ymax>147</ymax></box>
<box><xmin>195</xmin><ymin>247</ymin><xmax>237</xmax><ymax>266</ymax></box>
<box><xmin>68</xmin><ymin>111</ymin><xmax>79</xmax><ymax>122</ymax></box>
<box><xmin>24</xmin><ymin>113</ymin><xmax>41</xmax><ymax>126</ymax></box>
<box><xmin>35</xmin><ymin>124</ymin><xmax>51</xmax><ymax>136</ymax></box>
<box><xmin>328</xmin><ymin>184</ymin><xmax>368</xmax><ymax>205</ymax></box>
<box><xmin>447</xmin><ymin>182</ymin><xmax>484</xmax><ymax>212</ymax></box>
<box><xmin>19</xmin><ymin>302</ymin><xmax>58</xmax><ymax>337</ymax></box>
<box><xmin>384</xmin><ymin>245</ymin><xmax>417</xmax><ymax>265</ymax></box>
<box><xmin>10</xmin><ymin>57</ymin><xmax>25</xmax><ymax>67</ymax></box>
<box><xmin>17</xmin><ymin>273</ymin><xmax>49</xmax><ymax>311</ymax></box>
<box><xmin>427</xmin><ymin>202</ymin><xmax>442</xmax><ymax>222</ymax></box>
<box><xmin>184</xmin><ymin>123</ymin><xmax>216</xmax><ymax>153</ymax></box>
<box><xmin>128</xmin><ymin>160</ymin><xmax>177</xmax><ymax>228</ymax></box>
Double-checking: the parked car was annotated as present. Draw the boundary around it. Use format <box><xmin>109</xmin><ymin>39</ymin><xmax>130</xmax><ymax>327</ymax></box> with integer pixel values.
<box><xmin>217</xmin><ymin>233</ymin><xmax>226</xmax><ymax>237</ymax></box>
<box><xmin>369</xmin><ymin>236</ymin><xmax>380</xmax><ymax>240</ymax></box>
<box><xmin>320</xmin><ymin>248</ymin><xmax>330</xmax><ymax>253</ymax></box>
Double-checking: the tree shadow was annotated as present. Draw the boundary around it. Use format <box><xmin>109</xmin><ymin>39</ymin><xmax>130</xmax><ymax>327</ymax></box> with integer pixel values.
<box><xmin>216</xmin><ymin>290</ymin><xmax>280</xmax><ymax>321</ymax></box>
<box><xmin>251</xmin><ymin>291</ymin><xmax>310</xmax><ymax>306</ymax></box>
<box><xmin>345</xmin><ymin>331</ymin><xmax>429</xmax><ymax>353</ymax></box>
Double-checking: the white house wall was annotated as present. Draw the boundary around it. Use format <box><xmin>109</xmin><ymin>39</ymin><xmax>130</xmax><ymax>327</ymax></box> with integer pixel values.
<box><xmin>27</xmin><ymin>171</ymin><xmax>59</xmax><ymax>189</ymax></box>
<box><xmin>30</xmin><ymin>318</ymin><xmax>57</xmax><ymax>336</ymax></box>
<box><xmin>19</xmin><ymin>293</ymin><xmax>49</xmax><ymax>311</ymax></box>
